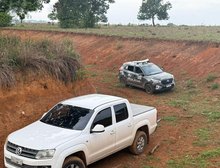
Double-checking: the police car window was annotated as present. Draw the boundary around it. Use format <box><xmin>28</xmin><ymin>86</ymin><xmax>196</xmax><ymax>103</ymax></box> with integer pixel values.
<box><xmin>127</xmin><ymin>66</ymin><xmax>134</xmax><ymax>72</ymax></box>
<box><xmin>135</xmin><ymin>67</ymin><xmax>143</xmax><ymax>74</ymax></box>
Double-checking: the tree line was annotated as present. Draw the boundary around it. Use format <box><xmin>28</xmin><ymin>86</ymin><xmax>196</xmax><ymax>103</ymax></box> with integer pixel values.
<box><xmin>0</xmin><ymin>0</ymin><xmax>172</xmax><ymax>28</ymax></box>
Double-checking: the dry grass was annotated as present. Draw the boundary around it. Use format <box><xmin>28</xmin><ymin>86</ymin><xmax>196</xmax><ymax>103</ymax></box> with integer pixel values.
<box><xmin>0</xmin><ymin>35</ymin><xmax>80</xmax><ymax>88</ymax></box>
<box><xmin>0</xmin><ymin>66</ymin><xmax>15</xmax><ymax>89</ymax></box>
<box><xmin>7</xmin><ymin>24</ymin><xmax>220</xmax><ymax>43</ymax></box>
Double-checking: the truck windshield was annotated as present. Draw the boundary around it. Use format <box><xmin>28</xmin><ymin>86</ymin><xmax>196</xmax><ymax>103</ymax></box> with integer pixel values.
<box><xmin>142</xmin><ymin>63</ymin><xmax>163</xmax><ymax>76</ymax></box>
<box><xmin>40</xmin><ymin>104</ymin><xmax>93</xmax><ymax>130</ymax></box>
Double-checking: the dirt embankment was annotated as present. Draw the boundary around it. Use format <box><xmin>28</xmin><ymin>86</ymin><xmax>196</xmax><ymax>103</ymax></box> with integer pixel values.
<box><xmin>1</xmin><ymin>29</ymin><xmax>220</xmax><ymax>80</ymax></box>
<box><xmin>0</xmin><ymin>29</ymin><xmax>220</xmax><ymax>168</ymax></box>
<box><xmin>0</xmin><ymin>75</ymin><xmax>95</xmax><ymax>167</ymax></box>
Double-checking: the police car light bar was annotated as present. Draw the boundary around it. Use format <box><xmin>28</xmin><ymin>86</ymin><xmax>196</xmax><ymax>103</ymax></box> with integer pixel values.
<box><xmin>134</xmin><ymin>59</ymin><xmax>150</xmax><ymax>64</ymax></box>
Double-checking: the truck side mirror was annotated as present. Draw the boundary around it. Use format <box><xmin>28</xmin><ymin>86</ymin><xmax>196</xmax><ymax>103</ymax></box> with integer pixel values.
<box><xmin>91</xmin><ymin>124</ymin><xmax>105</xmax><ymax>133</ymax></box>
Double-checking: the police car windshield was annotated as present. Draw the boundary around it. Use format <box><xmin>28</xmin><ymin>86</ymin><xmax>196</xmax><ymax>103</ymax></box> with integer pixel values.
<box><xmin>142</xmin><ymin>63</ymin><xmax>163</xmax><ymax>76</ymax></box>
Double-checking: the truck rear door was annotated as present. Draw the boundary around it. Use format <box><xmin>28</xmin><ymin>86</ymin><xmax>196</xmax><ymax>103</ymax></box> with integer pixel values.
<box><xmin>113</xmin><ymin>103</ymin><xmax>133</xmax><ymax>150</ymax></box>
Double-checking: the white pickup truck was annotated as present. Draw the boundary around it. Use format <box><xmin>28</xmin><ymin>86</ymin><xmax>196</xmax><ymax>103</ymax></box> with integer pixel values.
<box><xmin>4</xmin><ymin>94</ymin><xmax>157</xmax><ymax>168</ymax></box>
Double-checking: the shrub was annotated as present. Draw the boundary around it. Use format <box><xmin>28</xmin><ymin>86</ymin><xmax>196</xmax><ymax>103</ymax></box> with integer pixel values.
<box><xmin>0</xmin><ymin>35</ymin><xmax>81</xmax><ymax>88</ymax></box>
<box><xmin>167</xmin><ymin>23</ymin><xmax>175</xmax><ymax>27</ymax></box>
<box><xmin>0</xmin><ymin>12</ymin><xmax>12</xmax><ymax>27</ymax></box>
<box><xmin>211</xmin><ymin>83</ymin><xmax>219</xmax><ymax>90</ymax></box>
<box><xmin>0</xmin><ymin>66</ymin><xmax>15</xmax><ymax>88</ymax></box>
<box><xmin>206</xmin><ymin>74</ymin><xmax>217</xmax><ymax>82</ymax></box>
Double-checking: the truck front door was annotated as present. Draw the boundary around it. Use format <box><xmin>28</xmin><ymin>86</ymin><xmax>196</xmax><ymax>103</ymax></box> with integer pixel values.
<box><xmin>88</xmin><ymin>107</ymin><xmax>116</xmax><ymax>163</ymax></box>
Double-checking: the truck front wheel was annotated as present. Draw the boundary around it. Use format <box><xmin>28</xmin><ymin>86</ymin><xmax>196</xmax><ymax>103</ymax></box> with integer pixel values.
<box><xmin>63</xmin><ymin>156</ymin><xmax>86</xmax><ymax>168</ymax></box>
<box><xmin>129</xmin><ymin>131</ymin><xmax>147</xmax><ymax>155</ymax></box>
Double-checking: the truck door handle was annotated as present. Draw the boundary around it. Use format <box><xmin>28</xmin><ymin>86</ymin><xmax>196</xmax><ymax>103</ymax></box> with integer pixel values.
<box><xmin>128</xmin><ymin>123</ymin><xmax>132</xmax><ymax>127</ymax></box>
<box><xmin>110</xmin><ymin>130</ymin><xmax>115</xmax><ymax>135</ymax></box>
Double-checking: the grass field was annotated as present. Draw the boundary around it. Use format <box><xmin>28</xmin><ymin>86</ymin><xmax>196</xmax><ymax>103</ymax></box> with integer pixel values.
<box><xmin>4</xmin><ymin>23</ymin><xmax>220</xmax><ymax>43</ymax></box>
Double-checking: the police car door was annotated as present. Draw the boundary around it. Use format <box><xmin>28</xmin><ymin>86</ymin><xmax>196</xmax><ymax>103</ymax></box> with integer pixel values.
<box><xmin>133</xmin><ymin>66</ymin><xmax>144</xmax><ymax>87</ymax></box>
<box><xmin>124</xmin><ymin>65</ymin><xmax>135</xmax><ymax>86</ymax></box>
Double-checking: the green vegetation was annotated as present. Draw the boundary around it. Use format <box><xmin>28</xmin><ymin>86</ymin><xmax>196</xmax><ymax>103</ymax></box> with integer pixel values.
<box><xmin>202</xmin><ymin>110</ymin><xmax>220</xmax><ymax>122</ymax></box>
<box><xmin>143</xmin><ymin>166</ymin><xmax>154</xmax><ymax>168</ymax></box>
<box><xmin>8</xmin><ymin>24</ymin><xmax>220</xmax><ymax>43</ymax></box>
<box><xmin>169</xmin><ymin>99</ymin><xmax>189</xmax><ymax>109</ymax></box>
<box><xmin>167</xmin><ymin>148</ymin><xmax>220</xmax><ymax>168</ymax></box>
<box><xmin>211</xmin><ymin>83</ymin><xmax>219</xmax><ymax>90</ymax></box>
<box><xmin>0</xmin><ymin>0</ymin><xmax>50</xmax><ymax>23</ymax></box>
<box><xmin>0</xmin><ymin>12</ymin><xmax>12</xmax><ymax>27</ymax></box>
<box><xmin>206</xmin><ymin>74</ymin><xmax>217</xmax><ymax>82</ymax></box>
<box><xmin>185</xmin><ymin>79</ymin><xmax>196</xmax><ymax>89</ymax></box>
<box><xmin>52</xmin><ymin>0</ymin><xmax>114</xmax><ymax>28</ymax></box>
<box><xmin>0</xmin><ymin>35</ymin><xmax>80</xmax><ymax>88</ymax></box>
<box><xmin>138</xmin><ymin>0</ymin><xmax>172</xmax><ymax>26</ymax></box>
<box><xmin>163</xmin><ymin>116</ymin><xmax>177</xmax><ymax>122</ymax></box>
<box><xmin>193</xmin><ymin>128</ymin><xmax>210</xmax><ymax>147</ymax></box>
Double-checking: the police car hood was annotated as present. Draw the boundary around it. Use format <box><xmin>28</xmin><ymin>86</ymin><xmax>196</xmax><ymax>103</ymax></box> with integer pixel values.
<box><xmin>150</xmin><ymin>72</ymin><xmax>173</xmax><ymax>80</ymax></box>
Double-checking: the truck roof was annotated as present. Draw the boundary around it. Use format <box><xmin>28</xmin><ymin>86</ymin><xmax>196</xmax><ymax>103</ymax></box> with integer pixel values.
<box><xmin>62</xmin><ymin>94</ymin><xmax>125</xmax><ymax>110</ymax></box>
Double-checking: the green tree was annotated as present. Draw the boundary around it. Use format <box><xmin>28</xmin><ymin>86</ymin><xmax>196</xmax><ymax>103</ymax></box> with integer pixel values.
<box><xmin>48</xmin><ymin>10</ymin><xmax>57</xmax><ymax>24</ymax></box>
<box><xmin>53</xmin><ymin>0</ymin><xmax>114</xmax><ymax>28</ymax></box>
<box><xmin>10</xmin><ymin>0</ymin><xmax>50</xmax><ymax>23</ymax></box>
<box><xmin>0</xmin><ymin>0</ymin><xmax>10</xmax><ymax>12</ymax></box>
<box><xmin>0</xmin><ymin>12</ymin><xmax>12</xmax><ymax>27</ymax></box>
<box><xmin>138</xmin><ymin>0</ymin><xmax>172</xmax><ymax>26</ymax></box>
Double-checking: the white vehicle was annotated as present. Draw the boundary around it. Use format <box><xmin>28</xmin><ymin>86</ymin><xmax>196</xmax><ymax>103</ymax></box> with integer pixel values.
<box><xmin>4</xmin><ymin>94</ymin><xmax>157</xmax><ymax>168</ymax></box>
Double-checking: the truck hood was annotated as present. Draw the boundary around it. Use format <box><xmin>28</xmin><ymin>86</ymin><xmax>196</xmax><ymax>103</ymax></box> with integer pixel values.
<box><xmin>8</xmin><ymin>121</ymin><xmax>82</xmax><ymax>150</ymax></box>
<box><xmin>150</xmin><ymin>72</ymin><xmax>173</xmax><ymax>80</ymax></box>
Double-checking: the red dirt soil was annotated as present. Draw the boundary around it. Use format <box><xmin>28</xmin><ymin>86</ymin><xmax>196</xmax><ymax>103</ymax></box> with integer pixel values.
<box><xmin>0</xmin><ymin>29</ymin><xmax>220</xmax><ymax>168</ymax></box>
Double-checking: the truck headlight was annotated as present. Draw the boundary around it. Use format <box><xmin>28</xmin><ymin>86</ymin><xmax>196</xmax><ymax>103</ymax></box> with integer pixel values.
<box><xmin>35</xmin><ymin>149</ymin><xmax>55</xmax><ymax>159</ymax></box>
<box><xmin>4</xmin><ymin>137</ymin><xmax>8</xmax><ymax>148</ymax></box>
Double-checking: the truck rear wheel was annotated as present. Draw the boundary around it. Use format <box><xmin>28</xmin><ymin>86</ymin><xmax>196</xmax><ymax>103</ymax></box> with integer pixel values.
<box><xmin>63</xmin><ymin>156</ymin><xmax>86</xmax><ymax>168</ymax></box>
<box><xmin>129</xmin><ymin>131</ymin><xmax>147</xmax><ymax>155</ymax></box>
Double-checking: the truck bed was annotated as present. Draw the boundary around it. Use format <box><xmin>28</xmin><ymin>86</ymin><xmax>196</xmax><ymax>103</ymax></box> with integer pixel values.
<box><xmin>130</xmin><ymin>103</ymin><xmax>155</xmax><ymax>117</ymax></box>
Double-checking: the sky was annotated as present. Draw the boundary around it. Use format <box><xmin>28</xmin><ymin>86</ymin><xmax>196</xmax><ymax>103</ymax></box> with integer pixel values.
<box><xmin>26</xmin><ymin>0</ymin><xmax>220</xmax><ymax>25</ymax></box>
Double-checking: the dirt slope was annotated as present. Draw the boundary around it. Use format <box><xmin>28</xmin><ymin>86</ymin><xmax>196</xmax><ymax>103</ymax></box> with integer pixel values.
<box><xmin>0</xmin><ymin>29</ymin><xmax>220</xmax><ymax>168</ymax></box>
<box><xmin>0</xmin><ymin>76</ymin><xmax>95</xmax><ymax>167</ymax></box>
<box><xmin>1</xmin><ymin>30</ymin><xmax>220</xmax><ymax>80</ymax></box>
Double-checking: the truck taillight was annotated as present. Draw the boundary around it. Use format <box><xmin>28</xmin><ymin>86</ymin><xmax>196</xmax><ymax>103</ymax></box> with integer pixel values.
<box><xmin>156</xmin><ymin>110</ymin><xmax>161</xmax><ymax>123</ymax></box>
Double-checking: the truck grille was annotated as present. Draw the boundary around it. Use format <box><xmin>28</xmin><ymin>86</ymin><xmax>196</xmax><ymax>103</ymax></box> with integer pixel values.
<box><xmin>7</xmin><ymin>141</ymin><xmax>38</xmax><ymax>159</ymax></box>
<box><xmin>5</xmin><ymin>158</ymin><xmax>51</xmax><ymax>168</ymax></box>
<box><xmin>161</xmin><ymin>78</ymin><xmax>173</xmax><ymax>85</ymax></box>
